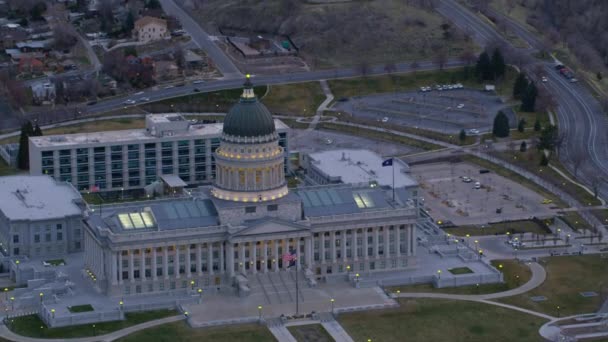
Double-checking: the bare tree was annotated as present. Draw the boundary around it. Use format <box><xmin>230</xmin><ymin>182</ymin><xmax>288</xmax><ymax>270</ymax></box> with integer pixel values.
<box><xmin>434</xmin><ymin>48</ymin><xmax>448</xmax><ymax>71</ymax></box>
<box><xmin>358</xmin><ymin>61</ymin><xmax>370</xmax><ymax>78</ymax></box>
<box><xmin>536</xmin><ymin>87</ymin><xmax>558</xmax><ymax>114</ymax></box>
<box><xmin>53</xmin><ymin>23</ymin><xmax>78</xmax><ymax>51</ymax></box>
<box><xmin>410</xmin><ymin>60</ymin><xmax>420</xmax><ymax>74</ymax></box>
<box><xmin>173</xmin><ymin>45</ymin><xmax>185</xmax><ymax>70</ymax></box>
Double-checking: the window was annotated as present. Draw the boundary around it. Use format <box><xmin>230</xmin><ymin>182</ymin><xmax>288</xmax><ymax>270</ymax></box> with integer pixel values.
<box><xmin>245</xmin><ymin>206</ymin><xmax>256</xmax><ymax>213</ymax></box>
<box><xmin>56</xmin><ymin>224</ymin><xmax>62</xmax><ymax>230</ymax></box>
<box><xmin>34</xmin><ymin>234</ymin><xmax>40</xmax><ymax>243</ymax></box>
<box><xmin>57</xmin><ymin>232</ymin><xmax>63</xmax><ymax>241</ymax></box>
<box><xmin>45</xmin><ymin>233</ymin><xmax>52</xmax><ymax>242</ymax></box>
<box><xmin>267</xmin><ymin>204</ymin><xmax>278</xmax><ymax>211</ymax></box>
<box><xmin>12</xmin><ymin>235</ymin><xmax>18</xmax><ymax>243</ymax></box>
<box><xmin>13</xmin><ymin>248</ymin><xmax>19</xmax><ymax>255</ymax></box>
<box><xmin>75</xmin><ymin>241</ymin><xmax>81</xmax><ymax>249</ymax></box>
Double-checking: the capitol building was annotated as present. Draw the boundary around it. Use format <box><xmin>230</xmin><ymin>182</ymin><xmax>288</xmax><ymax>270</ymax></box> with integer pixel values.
<box><xmin>83</xmin><ymin>78</ymin><xmax>420</xmax><ymax>297</ymax></box>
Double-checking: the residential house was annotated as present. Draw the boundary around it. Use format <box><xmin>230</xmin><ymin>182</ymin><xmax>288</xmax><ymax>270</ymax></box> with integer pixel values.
<box><xmin>0</xmin><ymin>28</ymin><xmax>27</xmax><ymax>49</ymax></box>
<box><xmin>19</xmin><ymin>57</ymin><xmax>44</xmax><ymax>73</ymax></box>
<box><xmin>31</xmin><ymin>82</ymin><xmax>56</xmax><ymax>105</ymax></box>
<box><xmin>133</xmin><ymin>16</ymin><xmax>168</xmax><ymax>43</ymax></box>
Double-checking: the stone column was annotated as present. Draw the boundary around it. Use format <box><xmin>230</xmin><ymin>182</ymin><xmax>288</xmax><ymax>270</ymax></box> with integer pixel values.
<box><xmin>152</xmin><ymin>247</ymin><xmax>158</xmax><ymax>281</ymax></box>
<box><xmin>363</xmin><ymin>229</ymin><xmax>369</xmax><ymax>260</ymax></box>
<box><xmin>411</xmin><ymin>225</ymin><xmax>416</xmax><ymax>256</ymax></box>
<box><xmin>111</xmin><ymin>252</ymin><xmax>118</xmax><ymax>285</ymax></box>
<box><xmin>251</xmin><ymin>241</ymin><xmax>257</xmax><ymax>274</ymax></box>
<box><xmin>352</xmin><ymin>229</ymin><xmax>358</xmax><ymax>262</ymax></box>
<box><xmin>220</xmin><ymin>242</ymin><xmax>225</xmax><ymax>274</ymax></box>
<box><xmin>207</xmin><ymin>242</ymin><xmax>214</xmax><ymax>275</ymax></box>
<box><xmin>273</xmin><ymin>240</ymin><xmax>279</xmax><ymax>272</ymax></box>
<box><xmin>227</xmin><ymin>242</ymin><xmax>234</xmax><ymax>277</ymax></box>
<box><xmin>140</xmin><ymin>248</ymin><xmax>146</xmax><ymax>281</ymax></box>
<box><xmin>163</xmin><ymin>246</ymin><xmax>169</xmax><ymax>279</ymax></box>
<box><xmin>240</xmin><ymin>243</ymin><xmax>246</xmax><ymax>273</ymax></box>
<box><xmin>305</xmin><ymin>237</ymin><xmax>312</xmax><ymax>268</ymax></box>
<box><xmin>262</xmin><ymin>241</ymin><xmax>268</xmax><ymax>273</ymax></box>
<box><xmin>384</xmin><ymin>227</ymin><xmax>390</xmax><ymax>260</ymax></box>
<box><xmin>331</xmin><ymin>231</ymin><xmax>337</xmax><ymax>264</ymax></box>
<box><xmin>374</xmin><ymin>228</ymin><xmax>380</xmax><ymax>259</ymax></box>
<box><xmin>175</xmin><ymin>245</ymin><xmax>181</xmax><ymax>279</ymax></box>
<box><xmin>118</xmin><ymin>252</ymin><xmax>123</xmax><ymax>285</ymax></box>
<box><xmin>282</xmin><ymin>239</ymin><xmax>288</xmax><ymax>270</ymax></box>
<box><xmin>186</xmin><ymin>245</ymin><xmax>192</xmax><ymax>278</ymax></box>
<box><xmin>196</xmin><ymin>243</ymin><xmax>202</xmax><ymax>276</ymax></box>
<box><xmin>396</xmin><ymin>227</ymin><xmax>401</xmax><ymax>257</ymax></box>
<box><xmin>295</xmin><ymin>238</ymin><xmax>301</xmax><ymax>270</ymax></box>
<box><xmin>128</xmin><ymin>250</ymin><xmax>134</xmax><ymax>283</ymax></box>
<box><xmin>320</xmin><ymin>233</ymin><xmax>326</xmax><ymax>264</ymax></box>
<box><xmin>342</xmin><ymin>230</ymin><xmax>348</xmax><ymax>263</ymax></box>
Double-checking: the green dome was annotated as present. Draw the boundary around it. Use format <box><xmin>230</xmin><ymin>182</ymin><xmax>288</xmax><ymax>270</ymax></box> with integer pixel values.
<box><xmin>223</xmin><ymin>80</ymin><xmax>275</xmax><ymax>138</ymax></box>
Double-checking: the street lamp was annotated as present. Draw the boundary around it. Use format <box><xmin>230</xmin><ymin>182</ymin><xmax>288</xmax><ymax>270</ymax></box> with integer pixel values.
<box><xmin>355</xmin><ymin>273</ymin><xmax>360</xmax><ymax>283</ymax></box>
<box><xmin>330</xmin><ymin>298</ymin><xmax>335</xmax><ymax>313</ymax></box>
<box><xmin>4</xmin><ymin>288</ymin><xmax>7</xmax><ymax>300</ymax></box>
<box><xmin>437</xmin><ymin>270</ymin><xmax>442</xmax><ymax>279</ymax></box>
<box><xmin>39</xmin><ymin>292</ymin><xmax>43</xmax><ymax>303</ymax></box>
<box><xmin>184</xmin><ymin>311</ymin><xmax>189</xmax><ymax>317</ymax></box>
<box><xmin>474</xmin><ymin>240</ymin><xmax>479</xmax><ymax>250</ymax></box>
<box><xmin>190</xmin><ymin>280</ymin><xmax>195</xmax><ymax>290</ymax></box>
<box><xmin>119</xmin><ymin>300</ymin><xmax>124</xmax><ymax>311</ymax></box>
<box><xmin>197</xmin><ymin>288</ymin><xmax>202</xmax><ymax>299</ymax></box>
<box><xmin>557</xmin><ymin>306</ymin><xmax>560</xmax><ymax>317</ymax></box>
<box><xmin>51</xmin><ymin>309</ymin><xmax>55</xmax><ymax>318</ymax></box>
<box><xmin>258</xmin><ymin>305</ymin><xmax>263</xmax><ymax>320</ymax></box>
<box><xmin>10</xmin><ymin>297</ymin><xmax>14</xmax><ymax>310</ymax></box>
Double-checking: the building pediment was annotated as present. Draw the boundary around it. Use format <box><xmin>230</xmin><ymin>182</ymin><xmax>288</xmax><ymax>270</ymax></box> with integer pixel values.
<box><xmin>230</xmin><ymin>218</ymin><xmax>310</xmax><ymax>240</ymax></box>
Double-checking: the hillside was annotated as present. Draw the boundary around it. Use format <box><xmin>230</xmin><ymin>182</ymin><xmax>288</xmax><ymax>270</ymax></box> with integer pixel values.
<box><xmin>181</xmin><ymin>0</ymin><xmax>476</xmax><ymax>68</ymax></box>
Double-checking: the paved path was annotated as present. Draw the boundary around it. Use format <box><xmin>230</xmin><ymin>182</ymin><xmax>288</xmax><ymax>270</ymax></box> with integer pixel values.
<box><xmin>322</xmin><ymin>320</ymin><xmax>355</xmax><ymax>342</ymax></box>
<box><xmin>0</xmin><ymin>315</ymin><xmax>184</xmax><ymax>342</ymax></box>
<box><xmin>268</xmin><ymin>325</ymin><xmax>297</xmax><ymax>342</ymax></box>
<box><xmin>307</xmin><ymin>80</ymin><xmax>334</xmax><ymax>131</ymax></box>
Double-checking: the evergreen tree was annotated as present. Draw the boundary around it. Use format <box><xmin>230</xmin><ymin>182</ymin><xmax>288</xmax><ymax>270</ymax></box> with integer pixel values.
<box><xmin>521</xmin><ymin>82</ymin><xmax>538</xmax><ymax>112</ymax></box>
<box><xmin>492</xmin><ymin>111</ymin><xmax>510</xmax><ymax>138</ymax></box>
<box><xmin>491</xmin><ymin>48</ymin><xmax>506</xmax><ymax>80</ymax></box>
<box><xmin>124</xmin><ymin>11</ymin><xmax>135</xmax><ymax>32</ymax></box>
<box><xmin>517</xmin><ymin>118</ymin><xmax>526</xmax><ymax>132</ymax></box>
<box><xmin>513</xmin><ymin>72</ymin><xmax>529</xmax><ymax>99</ymax></box>
<box><xmin>520</xmin><ymin>141</ymin><xmax>527</xmax><ymax>152</ymax></box>
<box><xmin>459</xmin><ymin>129</ymin><xmax>466</xmax><ymax>142</ymax></box>
<box><xmin>33</xmin><ymin>123</ymin><xmax>43</xmax><ymax>136</ymax></box>
<box><xmin>475</xmin><ymin>51</ymin><xmax>492</xmax><ymax>81</ymax></box>
<box><xmin>17</xmin><ymin>121</ymin><xmax>34</xmax><ymax>170</ymax></box>
<box><xmin>540</xmin><ymin>153</ymin><xmax>549</xmax><ymax>166</ymax></box>
<box><xmin>534</xmin><ymin>118</ymin><xmax>542</xmax><ymax>131</ymax></box>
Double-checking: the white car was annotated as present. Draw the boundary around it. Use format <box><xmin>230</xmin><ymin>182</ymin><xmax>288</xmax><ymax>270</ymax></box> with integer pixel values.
<box><xmin>163</xmin><ymin>85</ymin><xmax>175</xmax><ymax>89</ymax></box>
<box><xmin>124</xmin><ymin>99</ymin><xmax>136</xmax><ymax>105</ymax></box>
<box><xmin>541</xmin><ymin>76</ymin><xmax>548</xmax><ymax>83</ymax></box>
<box><xmin>133</xmin><ymin>91</ymin><xmax>144</xmax><ymax>96</ymax></box>
<box><xmin>382</xmin><ymin>117</ymin><xmax>389</xmax><ymax>123</ymax></box>
<box><xmin>474</xmin><ymin>181</ymin><xmax>481</xmax><ymax>189</ymax></box>
<box><xmin>193</xmin><ymin>80</ymin><xmax>204</xmax><ymax>84</ymax></box>
<box><xmin>468</xmin><ymin>129</ymin><xmax>480</xmax><ymax>135</ymax></box>
<box><xmin>462</xmin><ymin>176</ymin><xmax>472</xmax><ymax>183</ymax></box>
<box><xmin>570</xmin><ymin>78</ymin><xmax>578</xmax><ymax>83</ymax></box>
<box><xmin>455</xmin><ymin>83</ymin><xmax>463</xmax><ymax>89</ymax></box>
<box><xmin>457</xmin><ymin>103</ymin><xmax>465</xmax><ymax>109</ymax></box>
<box><xmin>139</xmin><ymin>97</ymin><xmax>150</xmax><ymax>102</ymax></box>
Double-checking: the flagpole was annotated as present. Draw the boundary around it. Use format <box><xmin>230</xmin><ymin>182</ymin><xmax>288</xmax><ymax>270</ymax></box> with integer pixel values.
<box><xmin>392</xmin><ymin>158</ymin><xmax>395</xmax><ymax>201</ymax></box>
<box><xmin>296</xmin><ymin>259</ymin><xmax>299</xmax><ymax>316</ymax></box>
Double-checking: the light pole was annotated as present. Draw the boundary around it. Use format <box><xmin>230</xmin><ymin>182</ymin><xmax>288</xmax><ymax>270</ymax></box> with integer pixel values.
<box><xmin>258</xmin><ymin>305</ymin><xmax>263</xmax><ymax>321</ymax></box>
<box><xmin>39</xmin><ymin>292</ymin><xmax>43</xmax><ymax>303</ymax></box>
<box><xmin>51</xmin><ymin>309</ymin><xmax>55</xmax><ymax>319</ymax></box>
<box><xmin>437</xmin><ymin>270</ymin><xmax>441</xmax><ymax>279</ymax></box>
<box><xmin>4</xmin><ymin>288</ymin><xmax>7</xmax><ymax>300</ymax></box>
<box><xmin>465</xmin><ymin>234</ymin><xmax>470</xmax><ymax>246</ymax></box>
<box><xmin>557</xmin><ymin>306</ymin><xmax>560</xmax><ymax>318</ymax></box>
<box><xmin>474</xmin><ymin>240</ymin><xmax>479</xmax><ymax>251</ymax></box>
<box><xmin>197</xmin><ymin>288</ymin><xmax>202</xmax><ymax>301</ymax></box>
<box><xmin>119</xmin><ymin>300</ymin><xmax>124</xmax><ymax>312</ymax></box>
<box><xmin>330</xmin><ymin>298</ymin><xmax>335</xmax><ymax>313</ymax></box>
<box><xmin>190</xmin><ymin>280</ymin><xmax>195</xmax><ymax>290</ymax></box>
<box><xmin>10</xmin><ymin>297</ymin><xmax>14</xmax><ymax>310</ymax></box>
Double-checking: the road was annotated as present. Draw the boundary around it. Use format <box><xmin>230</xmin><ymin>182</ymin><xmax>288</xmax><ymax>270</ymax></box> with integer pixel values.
<box><xmin>158</xmin><ymin>0</ymin><xmax>242</xmax><ymax>79</ymax></box>
<box><xmin>437</xmin><ymin>0</ymin><xmax>608</xmax><ymax>200</ymax></box>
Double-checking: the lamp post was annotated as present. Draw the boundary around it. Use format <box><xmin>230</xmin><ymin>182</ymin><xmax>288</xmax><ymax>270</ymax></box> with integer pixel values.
<box><xmin>119</xmin><ymin>300</ymin><xmax>124</xmax><ymax>312</ymax></box>
<box><xmin>190</xmin><ymin>280</ymin><xmax>195</xmax><ymax>290</ymax></box>
<box><xmin>437</xmin><ymin>270</ymin><xmax>441</xmax><ymax>279</ymax></box>
<box><xmin>10</xmin><ymin>297</ymin><xmax>14</xmax><ymax>310</ymax></box>
<box><xmin>474</xmin><ymin>240</ymin><xmax>479</xmax><ymax>251</ymax></box>
<box><xmin>4</xmin><ymin>288</ymin><xmax>7</xmax><ymax>300</ymax></box>
<box><xmin>258</xmin><ymin>305</ymin><xmax>263</xmax><ymax>321</ymax></box>
<box><xmin>465</xmin><ymin>234</ymin><xmax>470</xmax><ymax>246</ymax></box>
<box><xmin>51</xmin><ymin>309</ymin><xmax>55</xmax><ymax>319</ymax></box>
<box><xmin>330</xmin><ymin>298</ymin><xmax>335</xmax><ymax>313</ymax></box>
<box><xmin>197</xmin><ymin>288</ymin><xmax>202</xmax><ymax>302</ymax></box>
<box><xmin>184</xmin><ymin>311</ymin><xmax>189</xmax><ymax>318</ymax></box>
<box><xmin>478</xmin><ymin>250</ymin><xmax>483</xmax><ymax>260</ymax></box>
<box><xmin>39</xmin><ymin>292</ymin><xmax>43</xmax><ymax>303</ymax></box>
<box><xmin>557</xmin><ymin>306</ymin><xmax>560</xmax><ymax>318</ymax></box>
<box><xmin>506</xmin><ymin>231</ymin><xmax>510</xmax><ymax>240</ymax></box>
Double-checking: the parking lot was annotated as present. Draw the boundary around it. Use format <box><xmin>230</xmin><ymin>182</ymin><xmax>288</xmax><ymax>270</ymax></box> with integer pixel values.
<box><xmin>289</xmin><ymin>128</ymin><xmax>421</xmax><ymax>156</ymax></box>
<box><xmin>411</xmin><ymin>162</ymin><xmax>557</xmax><ymax>226</ymax></box>
<box><xmin>333</xmin><ymin>88</ymin><xmax>516</xmax><ymax>134</ymax></box>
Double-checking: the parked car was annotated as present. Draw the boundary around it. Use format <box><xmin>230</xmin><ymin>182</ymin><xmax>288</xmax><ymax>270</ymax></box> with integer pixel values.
<box><xmin>479</xmin><ymin>169</ymin><xmax>490</xmax><ymax>174</ymax></box>
<box><xmin>124</xmin><ymin>99</ymin><xmax>136</xmax><ymax>105</ymax></box>
<box><xmin>541</xmin><ymin>76</ymin><xmax>548</xmax><ymax>82</ymax></box>
<box><xmin>381</xmin><ymin>117</ymin><xmax>389</xmax><ymax>123</ymax></box>
<box><xmin>193</xmin><ymin>80</ymin><xmax>204</xmax><ymax>84</ymax></box>
<box><xmin>462</xmin><ymin>176</ymin><xmax>472</xmax><ymax>183</ymax></box>
<box><xmin>474</xmin><ymin>182</ymin><xmax>481</xmax><ymax>189</ymax></box>
<box><xmin>467</xmin><ymin>129</ymin><xmax>480</xmax><ymax>135</ymax></box>
<box><xmin>457</xmin><ymin>103</ymin><xmax>465</xmax><ymax>109</ymax></box>
<box><xmin>193</xmin><ymin>88</ymin><xmax>200</xmax><ymax>92</ymax></box>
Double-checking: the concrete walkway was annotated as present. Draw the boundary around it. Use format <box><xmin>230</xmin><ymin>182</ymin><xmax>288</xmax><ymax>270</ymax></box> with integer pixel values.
<box><xmin>322</xmin><ymin>320</ymin><xmax>355</xmax><ymax>342</ymax></box>
<box><xmin>308</xmin><ymin>80</ymin><xmax>334</xmax><ymax>131</ymax></box>
<box><xmin>0</xmin><ymin>315</ymin><xmax>184</xmax><ymax>342</ymax></box>
<box><xmin>268</xmin><ymin>325</ymin><xmax>297</xmax><ymax>342</ymax></box>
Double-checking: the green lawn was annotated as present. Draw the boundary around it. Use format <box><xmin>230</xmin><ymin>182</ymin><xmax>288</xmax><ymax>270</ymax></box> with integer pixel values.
<box><xmin>448</xmin><ymin>267</ymin><xmax>474</xmax><ymax>275</ymax></box>
<box><xmin>68</xmin><ymin>304</ymin><xmax>94</xmax><ymax>313</ymax></box>
<box><xmin>591</xmin><ymin>209</ymin><xmax>608</xmax><ymax>225</ymax></box>
<box><xmin>390</xmin><ymin>259</ymin><xmax>531</xmax><ymax>295</ymax></box>
<box><xmin>0</xmin><ymin>159</ymin><xmax>20</xmax><ymax>176</ymax></box>
<box><xmin>45</xmin><ymin>259</ymin><xmax>66</xmax><ymax>266</ymax></box>
<box><xmin>287</xmin><ymin>324</ymin><xmax>334</xmax><ymax>342</ymax></box>
<box><xmin>263</xmin><ymin>82</ymin><xmax>326</xmax><ymax>117</ymax></box>
<box><xmin>317</xmin><ymin>122</ymin><xmax>442</xmax><ymax>151</ymax></box>
<box><xmin>8</xmin><ymin>309</ymin><xmax>178</xmax><ymax>338</ymax></box>
<box><xmin>339</xmin><ymin>298</ymin><xmax>546</xmax><ymax>342</ymax></box>
<box><xmin>496</xmin><ymin>255</ymin><xmax>608</xmax><ymax>316</ymax></box>
<box><xmin>558</xmin><ymin>211</ymin><xmax>590</xmax><ymax>232</ymax></box>
<box><xmin>280</xmin><ymin>118</ymin><xmax>311</xmax><ymax>129</ymax></box>
<box><xmin>116</xmin><ymin>321</ymin><xmax>276</xmax><ymax>342</ymax></box>
<box><xmin>447</xmin><ymin>220</ymin><xmax>551</xmax><ymax>237</ymax></box>
<box><xmin>461</xmin><ymin>155</ymin><xmax>566</xmax><ymax>208</ymax></box>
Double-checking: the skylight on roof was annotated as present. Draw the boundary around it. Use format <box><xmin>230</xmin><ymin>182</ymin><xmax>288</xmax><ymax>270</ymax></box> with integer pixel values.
<box><xmin>353</xmin><ymin>192</ymin><xmax>375</xmax><ymax>209</ymax></box>
<box><xmin>118</xmin><ymin>212</ymin><xmax>156</xmax><ymax>229</ymax></box>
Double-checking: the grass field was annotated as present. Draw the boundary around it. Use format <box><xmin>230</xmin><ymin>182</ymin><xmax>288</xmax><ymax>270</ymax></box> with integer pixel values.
<box><xmin>317</xmin><ymin>122</ymin><xmax>442</xmax><ymax>151</ymax></box>
<box><xmin>8</xmin><ymin>310</ymin><xmax>178</xmax><ymax>338</ymax></box>
<box><xmin>496</xmin><ymin>255</ymin><xmax>608</xmax><ymax>316</ymax></box>
<box><xmin>389</xmin><ymin>259</ymin><xmax>531</xmax><ymax>295</ymax></box>
<box><xmin>558</xmin><ymin>211</ymin><xmax>589</xmax><ymax>232</ymax></box>
<box><xmin>448</xmin><ymin>267</ymin><xmax>473</xmax><ymax>275</ymax></box>
<box><xmin>263</xmin><ymin>82</ymin><xmax>326</xmax><ymax>117</ymax></box>
<box><xmin>447</xmin><ymin>220</ymin><xmax>550</xmax><ymax>237</ymax></box>
<box><xmin>591</xmin><ymin>209</ymin><xmax>608</xmax><ymax>225</ymax></box>
<box><xmin>116</xmin><ymin>322</ymin><xmax>275</xmax><ymax>342</ymax></box>
<box><xmin>287</xmin><ymin>324</ymin><xmax>334</xmax><ymax>342</ymax></box>
<box><xmin>328</xmin><ymin>67</ymin><xmax>518</xmax><ymax>100</ymax></box>
<box><xmin>339</xmin><ymin>298</ymin><xmax>546</xmax><ymax>342</ymax></box>
<box><xmin>461</xmin><ymin>155</ymin><xmax>566</xmax><ymax>208</ymax></box>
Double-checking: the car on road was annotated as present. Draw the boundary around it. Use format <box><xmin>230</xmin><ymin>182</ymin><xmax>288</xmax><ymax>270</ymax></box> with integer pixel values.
<box><xmin>193</xmin><ymin>80</ymin><xmax>204</xmax><ymax>84</ymax></box>
<box><xmin>541</xmin><ymin>198</ymin><xmax>553</xmax><ymax>204</ymax></box>
<box><xmin>134</xmin><ymin>91</ymin><xmax>144</xmax><ymax>96</ymax></box>
<box><xmin>193</xmin><ymin>88</ymin><xmax>200</xmax><ymax>92</ymax></box>
<box><xmin>325</xmin><ymin>138</ymin><xmax>333</xmax><ymax>145</ymax></box>
<box><xmin>479</xmin><ymin>169</ymin><xmax>490</xmax><ymax>174</ymax></box>
<box><xmin>570</xmin><ymin>78</ymin><xmax>578</xmax><ymax>83</ymax></box>
<box><xmin>541</xmin><ymin>76</ymin><xmax>548</xmax><ymax>82</ymax></box>
<box><xmin>139</xmin><ymin>97</ymin><xmax>150</xmax><ymax>102</ymax></box>
<box><xmin>163</xmin><ymin>85</ymin><xmax>174</xmax><ymax>89</ymax></box>
<box><xmin>457</xmin><ymin>103</ymin><xmax>465</xmax><ymax>109</ymax></box>
<box><xmin>124</xmin><ymin>99</ymin><xmax>136</xmax><ymax>105</ymax></box>
<box><xmin>338</xmin><ymin>97</ymin><xmax>349</xmax><ymax>102</ymax></box>
<box><xmin>467</xmin><ymin>128</ymin><xmax>480</xmax><ymax>135</ymax></box>
<box><xmin>462</xmin><ymin>176</ymin><xmax>472</xmax><ymax>183</ymax></box>
<box><xmin>381</xmin><ymin>117</ymin><xmax>389</xmax><ymax>123</ymax></box>
<box><xmin>474</xmin><ymin>181</ymin><xmax>481</xmax><ymax>189</ymax></box>
<box><xmin>87</xmin><ymin>100</ymin><xmax>97</xmax><ymax>106</ymax></box>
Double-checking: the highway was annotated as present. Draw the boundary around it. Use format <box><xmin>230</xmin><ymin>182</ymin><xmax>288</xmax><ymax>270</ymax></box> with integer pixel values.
<box><xmin>437</xmin><ymin>0</ymin><xmax>608</xmax><ymax>200</ymax></box>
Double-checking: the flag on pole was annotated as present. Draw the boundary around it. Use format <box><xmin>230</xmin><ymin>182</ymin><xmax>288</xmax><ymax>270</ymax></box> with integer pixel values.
<box><xmin>282</xmin><ymin>249</ymin><xmax>297</xmax><ymax>268</ymax></box>
<box><xmin>382</xmin><ymin>158</ymin><xmax>393</xmax><ymax>167</ymax></box>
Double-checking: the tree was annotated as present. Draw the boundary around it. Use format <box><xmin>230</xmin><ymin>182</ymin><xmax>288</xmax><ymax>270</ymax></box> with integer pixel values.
<box><xmin>520</xmin><ymin>141</ymin><xmax>527</xmax><ymax>152</ymax></box>
<box><xmin>513</xmin><ymin>72</ymin><xmax>528</xmax><ymax>99</ymax></box>
<box><xmin>146</xmin><ymin>0</ymin><xmax>161</xmax><ymax>9</ymax></box>
<box><xmin>434</xmin><ymin>47</ymin><xmax>448</xmax><ymax>71</ymax></box>
<box><xmin>174</xmin><ymin>45</ymin><xmax>185</xmax><ymax>70</ymax></box>
<box><xmin>124</xmin><ymin>10</ymin><xmax>135</xmax><ymax>33</ymax></box>
<box><xmin>598</xmin><ymin>72</ymin><xmax>603</xmax><ymax>81</ymax></box>
<box><xmin>358</xmin><ymin>61</ymin><xmax>370</xmax><ymax>77</ymax></box>
<box><xmin>535</xmin><ymin>88</ymin><xmax>557</xmax><ymax>114</ymax></box>
<box><xmin>517</xmin><ymin>118</ymin><xmax>526</xmax><ymax>132</ymax></box>
<box><xmin>538</xmin><ymin>125</ymin><xmax>558</xmax><ymax>151</ymax></box>
<box><xmin>540</xmin><ymin>153</ymin><xmax>549</xmax><ymax>166</ymax></box>
<box><xmin>492</xmin><ymin>111</ymin><xmax>510</xmax><ymax>137</ymax></box>
<box><xmin>124</xmin><ymin>46</ymin><xmax>138</xmax><ymax>58</ymax></box>
<box><xmin>459</xmin><ymin>129</ymin><xmax>466</xmax><ymax>142</ymax></box>
<box><xmin>520</xmin><ymin>82</ymin><xmax>538</xmax><ymax>112</ymax></box>
<box><xmin>589</xmin><ymin>174</ymin><xmax>604</xmax><ymax>199</ymax></box>
<box><xmin>534</xmin><ymin>118</ymin><xmax>541</xmax><ymax>132</ymax></box>
<box><xmin>53</xmin><ymin>24</ymin><xmax>78</xmax><ymax>51</ymax></box>
<box><xmin>491</xmin><ymin>48</ymin><xmax>506</xmax><ymax>80</ymax></box>
<box><xmin>460</xmin><ymin>49</ymin><xmax>477</xmax><ymax>79</ymax></box>
<box><xmin>33</xmin><ymin>122</ymin><xmax>43</xmax><ymax>136</ymax></box>
<box><xmin>17</xmin><ymin>121</ymin><xmax>34</xmax><ymax>170</ymax></box>
<box><xmin>410</xmin><ymin>61</ymin><xmax>420</xmax><ymax>76</ymax></box>
<box><xmin>475</xmin><ymin>51</ymin><xmax>492</xmax><ymax>81</ymax></box>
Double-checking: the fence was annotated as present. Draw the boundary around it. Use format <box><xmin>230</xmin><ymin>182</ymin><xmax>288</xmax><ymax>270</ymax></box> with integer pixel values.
<box><xmin>434</xmin><ymin>272</ymin><xmax>503</xmax><ymax>288</ymax></box>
